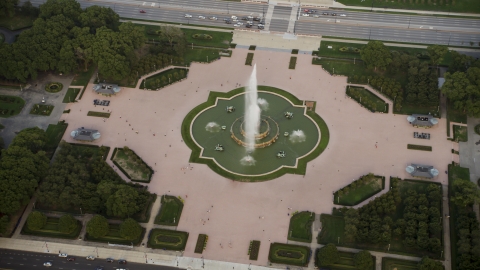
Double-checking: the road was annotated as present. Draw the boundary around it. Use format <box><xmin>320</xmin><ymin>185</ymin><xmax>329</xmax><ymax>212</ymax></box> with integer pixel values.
<box><xmin>0</xmin><ymin>249</ymin><xmax>181</xmax><ymax>270</ymax></box>
<box><xmin>23</xmin><ymin>0</ymin><xmax>480</xmax><ymax>46</ymax></box>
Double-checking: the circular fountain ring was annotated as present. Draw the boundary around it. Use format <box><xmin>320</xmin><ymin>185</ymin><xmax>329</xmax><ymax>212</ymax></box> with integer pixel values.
<box><xmin>230</xmin><ymin>116</ymin><xmax>279</xmax><ymax>149</ymax></box>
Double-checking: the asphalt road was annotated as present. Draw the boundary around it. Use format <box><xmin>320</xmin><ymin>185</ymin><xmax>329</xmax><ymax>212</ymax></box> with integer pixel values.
<box><xmin>0</xmin><ymin>249</ymin><xmax>181</xmax><ymax>270</ymax></box>
<box><xmin>22</xmin><ymin>0</ymin><xmax>480</xmax><ymax>46</ymax></box>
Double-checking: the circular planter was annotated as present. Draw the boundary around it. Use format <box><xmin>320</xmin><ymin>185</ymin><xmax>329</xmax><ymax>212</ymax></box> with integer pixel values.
<box><xmin>45</xmin><ymin>82</ymin><xmax>63</xmax><ymax>93</ymax></box>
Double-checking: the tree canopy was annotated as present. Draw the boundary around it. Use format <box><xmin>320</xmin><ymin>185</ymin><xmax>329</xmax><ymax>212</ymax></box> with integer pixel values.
<box><xmin>360</xmin><ymin>41</ymin><xmax>392</xmax><ymax>71</ymax></box>
<box><xmin>317</xmin><ymin>243</ymin><xmax>339</xmax><ymax>266</ymax></box>
<box><xmin>58</xmin><ymin>214</ymin><xmax>78</xmax><ymax>233</ymax></box>
<box><xmin>427</xmin><ymin>45</ymin><xmax>448</xmax><ymax>66</ymax></box>
<box><xmin>451</xmin><ymin>179</ymin><xmax>480</xmax><ymax>207</ymax></box>
<box><xmin>0</xmin><ymin>0</ymin><xmax>18</xmax><ymax>17</ymax></box>
<box><xmin>86</xmin><ymin>215</ymin><xmax>109</xmax><ymax>238</ymax></box>
<box><xmin>354</xmin><ymin>250</ymin><xmax>374</xmax><ymax>270</ymax></box>
<box><xmin>119</xmin><ymin>218</ymin><xmax>142</xmax><ymax>240</ymax></box>
<box><xmin>26</xmin><ymin>211</ymin><xmax>47</xmax><ymax>231</ymax></box>
<box><xmin>419</xmin><ymin>256</ymin><xmax>444</xmax><ymax>270</ymax></box>
<box><xmin>442</xmin><ymin>67</ymin><xmax>480</xmax><ymax>117</ymax></box>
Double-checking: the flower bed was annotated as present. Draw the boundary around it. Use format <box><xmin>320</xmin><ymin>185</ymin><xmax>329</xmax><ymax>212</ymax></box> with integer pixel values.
<box><xmin>30</xmin><ymin>104</ymin><xmax>54</xmax><ymax>116</ymax></box>
<box><xmin>248</xmin><ymin>240</ymin><xmax>260</xmax><ymax>260</ymax></box>
<box><xmin>407</xmin><ymin>144</ymin><xmax>432</xmax><ymax>151</ymax></box>
<box><xmin>45</xmin><ymin>82</ymin><xmax>64</xmax><ymax>93</ymax></box>
<box><xmin>194</xmin><ymin>234</ymin><xmax>208</xmax><ymax>254</ymax></box>
<box><xmin>268</xmin><ymin>243</ymin><xmax>310</xmax><ymax>266</ymax></box>
<box><xmin>147</xmin><ymin>228</ymin><xmax>189</xmax><ymax>251</ymax></box>
<box><xmin>245</xmin><ymin>53</ymin><xmax>254</xmax><ymax>66</ymax></box>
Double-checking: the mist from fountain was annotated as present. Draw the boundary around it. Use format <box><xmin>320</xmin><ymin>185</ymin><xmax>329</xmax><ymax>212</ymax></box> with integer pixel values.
<box><xmin>240</xmin><ymin>155</ymin><xmax>256</xmax><ymax>166</ymax></box>
<box><xmin>257</xmin><ymin>98</ymin><xmax>269</xmax><ymax>111</ymax></box>
<box><xmin>289</xmin><ymin>130</ymin><xmax>306</xmax><ymax>143</ymax></box>
<box><xmin>244</xmin><ymin>64</ymin><xmax>261</xmax><ymax>153</ymax></box>
<box><xmin>205</xmin><ymin>122</ymin><xmax>220</xmax><ymax>132</ymax></box>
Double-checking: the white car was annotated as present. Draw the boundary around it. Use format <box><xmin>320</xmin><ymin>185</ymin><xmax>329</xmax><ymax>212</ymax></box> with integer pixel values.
<box><xmin>232</xmin><ymin>18</ymin><xmax>238</xmax><ymax>22</ymax></box>
<box><xmin>86</xmin><ymin>255</ymin><xmax>95</xmax><ymax>260</ymax></box>
<box><xmin>302</xmin><ymin>13</ymin><xmax>309</xmax><ymax>17</ymax></box>
<box><xmin>43</xmin><ymin>262</ymin><xmax>52</xmax><ymax>267</ymax></box>
<box><xmin>340</xmin><ymin>14</ymin><xmax>347</xmax><ymax>16</ymax></box>
<box><xmin>184</xmin><ymin>14</ymin><xmax>192</xmax><ymax>18</ymax></box>
<box><xmin>234</xmin><ymin>23</ymin><xmax>241</xmax><ymax>27</ymax></box>
<box><xmin>198</xmin><ymin>15</ymin><xmax>206</xmax><ymax>19</ymax></box>
<box><xmin>313</xmin><ymin>14</ymin><xmax>319</xmax><ymax>18</ymax></box>
<box><xmin>209</xmin><ymin>16</ymin><xmax>218</xmax><ymax>20</ymax></box>
<box><xmin>231</xmin><ymin>15</ymin><xmax>237</xmax><ymax>19</ymax></box>
<box><xmin>58</xmin><ymin>253</ymin><xmax>68</xmax><ymax>258</ymax></box>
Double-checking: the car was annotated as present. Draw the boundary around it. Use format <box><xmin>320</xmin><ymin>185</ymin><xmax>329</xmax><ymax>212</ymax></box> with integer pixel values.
<box><xmin>225</xmin><ymin>19</ymin><xmax>232</xmax><ymax>24</ymax></box>
<box><xmin>139</xmin><ymin>10</ymin><xmax>146</xmax><ymax>13</ymax></box>
<box><xmin>96</xmin><ymin>267</ymin><xmax>104</xmax><ymax>270</ymax></box>
<box><xmin>246</xmin><ymin>24</ymin><xmax>252</xmax><ymax>28</ymax></box>
<box><xmin>331</xmin><ymin>13</ymin><xmax>337</xmax><ymax>16</ymax></box>
<box><xmin>198</xmin><ymin>15</ymin><xmax>206</xmax><ymax>19</ymax></box>
<box><xmin>118</xmin><ymin>260</ymin><xmax>127</xmax><ymax>264</ymax></box>
<box><xmin>323</xmin><ymin>12</ymin><xmax>329</xmax><ymax>15</ymax></box>
<box><xmin>106</xmin><ymin>258</ymin><xmax>114</xmax><ymax>263</ymax></box>
<box><xmin>247</xmin><ymin>20</ymin><xmax>253</xmax><ymax>24</ymax></box>
<box><xmin>301</xmin><ymin>13</ymin><xmax>309</xmax><ymax>17</ymax></box>
<box><xmin>66</xmin><ymin>256</ymin><xmax>75</xmax><ymax>261</ymax></box>
<box><xmin>233</xmin><ymin>23</ymin><xmax>241</xmax><ymax>27</ymax></box>
<box><xmin>231</xmin><ymin>15</ymin><xmax>237</xmax><ymax>19</ymax></box>
<box><xmin>58</xmin><ymin>253</ymin><xmax>68</xmax><ymax>258</ymax></box>
<box><xmin>253</xmin><ymin>17</ymin><xmax>261</xmax><ymax>21</ymax></box>
<box><xmin>313</xmin><ymin>14</ymin><xmax>319</xmax><ymax>17</ymax></box>
<box><xmin>43</xmin><ymin>262</ymin><xmax>52</xmax><ymax>267</ymax></box>
<box><xmin>304</xmin><ymin>9</ymin><xmax>310</xmax><ymax>12</ymax></box>
<box><xmin>184</xmin><ymin>14</ymin><xmax>192</xmax><ymax>18</ymax></box>
<box><xmin>209</xmin><ymin>16</ymin><xmax>217</xmax><ymax>20</ymax></box>
<box><xmin>340</xmin><ymin>13</ymin><xmax>347</xmax><ymax>16</ymax></box>
<box><xmin>86</xmin><ymin>255</ymin><xmax>95</xmax><ymax>260</ymax></box>
<box><xmin>241</xmin><ymin>16</ymin><xmax>248</xmax><ymax>20</ymax></box>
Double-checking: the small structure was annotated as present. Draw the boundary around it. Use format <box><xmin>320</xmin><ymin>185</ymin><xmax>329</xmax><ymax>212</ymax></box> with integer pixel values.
<box><xmin>93</xmin><ymin>83</ymin><xmax>121</xmax><ymax>96</ymax></box>
<box><xmin>285</xmin><ymin>112</ymin><xmax>293</xmax><ymax>119</ymax></box>
<box><xmin>405</xmin><ymin>164</ymin><xmax>439</xmax><ymax>179</ymax></box>
<box><xmin>70</xmin><ymin>127</ymin><xmax>101</xmax><ymax>142</ymax></box>
<box><xmin>215</xmin><ymin>144</ymin><xmax>224</xmax><ymax>151</ymax></box>
<box><xmin>277</xmin><ymin>151</ymin><xmax>286</xmax><ymax>158</ymax></box>
<box><xmin>407</xmin><ymin>114</ymin><xmax>439</xmax><ymax>128</ymax></box>
<box><xmin>226</xmin><ymin>106</ymin><xmax>235</xmax><ymax>113</ymax></box>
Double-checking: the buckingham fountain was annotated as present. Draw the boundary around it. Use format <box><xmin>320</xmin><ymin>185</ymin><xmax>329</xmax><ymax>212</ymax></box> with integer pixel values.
<box><xmin>182</xmin><ymin>65</ymin><xmax>327</xmax><ymax>180</ymax></box>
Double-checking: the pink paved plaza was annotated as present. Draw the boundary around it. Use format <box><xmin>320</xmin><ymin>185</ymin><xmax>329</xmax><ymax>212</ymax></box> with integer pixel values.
<box><xmin>61</xmin><ymin>48</ymin><xmax>455</xmax><ymax>266</ymax></box>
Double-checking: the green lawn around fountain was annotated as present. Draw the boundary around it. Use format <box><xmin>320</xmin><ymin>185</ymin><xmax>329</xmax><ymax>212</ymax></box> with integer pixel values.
<box><xmin>182</xmin><ymin>86</ymin><xmax>329</xmax><ymax>181</ymax></box>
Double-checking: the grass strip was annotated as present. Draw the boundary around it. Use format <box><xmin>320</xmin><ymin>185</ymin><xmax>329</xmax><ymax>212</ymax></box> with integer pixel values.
<box><xmin>154</xmin><ymin>195</ymin><xmax>184</xmax><ymax>226</ymax></box>
<box><xmin>63</xmin><ymin>88</ymin><xmax>80</xmax><ymax>103</ymax></box>
<box><xmin>87</xmin><ymin>111</ymin><xmax>111</xmax><ymax>118</ymax></box>
<box><xmin>71</xmin><ymin>65</ymin><xmax>96</xmax><ymax>87</ymax></box>
<box><xmin>289</xmin><ymin>56</ymin><xmax>297</xmax><ymax>70</ymax></box>
<box><xmin>407</xmin><ymin>144</ymin><xmax>432</xmax><ymax>151</ymax></box>
<box><xmin>249</xmin><ymin>45</ymin><xmax>256</xmax><ymax>51</ymax></box>
<box><xmin>44</xmin><ymin>121</ymin><xmax>68</xmax><ymax>159</ymax></box>
<box><xmin>246</xmin><ymin>53</ymin><xmax>254</xmax><ymax>66</ymax></box>
<box><xmin>292</xmin><ymin>49</ymin><xmax>299</xmax><ymax>54</ymax></box>
<box><xmin>288</xmin><ymin>211</ymin><xmax>315</xmax><ymax>243</ymax></box>
<box><xmin>141</xmin><ymin>68</ymin><xmax>188</xmax><ymax>90</ymax></box>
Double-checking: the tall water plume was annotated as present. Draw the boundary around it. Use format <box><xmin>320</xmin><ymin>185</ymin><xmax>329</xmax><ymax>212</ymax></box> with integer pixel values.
<box><xmin>244</xmin><ymin>64</ymin><xmax>261</xmax><ymax>153</ymax></box>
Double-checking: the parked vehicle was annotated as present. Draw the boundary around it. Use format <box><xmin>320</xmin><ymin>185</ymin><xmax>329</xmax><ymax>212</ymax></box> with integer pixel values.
<box><xmin>139</xmin><ymin>10</ymin><xmax>146</xmax><ymax>13</ymax></box>
<box><xmin>340</xmin><ymin>14</ymin><xmax>347</xmax><ymax>16</ymax></box>
<box><xmin>323</xmin><ymin>12</ymin><xmax>329</xmax><ymax>15</ymax></box>
<box><xmin>331</xmin><ymin>13</ymin><xmax>337</xmax><ymax>16</ymax></box>
<box><xmin>209</xmin><ymin>16</ymin><xmax>218</xmax><ymax>20</ymax></box>
<box><xmin>302</xmin><ymin>13</ymin><xmax>309</xmax><ymax>17</ymax></box>
<box><xmin>185</xmin><ymin>14</ymin><xmax>192</xmax><ymax>18</ymax></box>
<box><xmin>43</xmin><ymin>262</ymin><xmax>52</xmax><ymax>267</ymax></box>
<box><xmin>86</xmin><ymin>255</ymin><xmax>95</xmax><ymax>261</ymax></box>
<box><xmin>253</xmin><ymin>17</ymin><xmax>261</xmax><ymax>21</ymax></box>
<box><xmin>241</xmin><ymin>16</ymin><xmax>248</xmax><ymax>20</ymax></box>
<box><xmin>225</xmin><ymin>19</ymin><xmax>232</xmax><ymax>24</ymax></box>
<box><xmin>106</xmin><ymin>258</ymin><xmax>114</xmax><ymax>263</ymax></box>
<box><xmin>58</xmin><ymin>254</ymin><xmax>68</xmax><ymax>258</ymax></box>
<box><xmin>198</xmin><ymin>15</ymin><xmax>206</xmax><ymax>19</ymax></box>
<box><xmin>118</xmin><ymin>260</ymin><xmax>127</xmax><ymax>264</ymax></box>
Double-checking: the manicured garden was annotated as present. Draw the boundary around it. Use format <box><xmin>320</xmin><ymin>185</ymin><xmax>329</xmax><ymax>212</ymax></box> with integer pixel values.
<box><xmin>30</xmin><ymin>104</ymin><xmax>54</xmax><ymax>116</ymax></box>
<box><xmin>45</xmin><ymin>82</ymin><xmax>63</xmax><ymax>93</ymax></box>
<box><xmin>62</xmin><ymin>88</ymin><xmax>80</xmax><ymax>103</ymax></box>
<box><xmin>87</xmin><ymin>111</ymin><xmax>110</xmax><ymax>118</ymax></box>
<box><xmin>315</xmin><ymin>249</ymin><xmax>375</xmax><ymax>270</ymax></box>
<box><xmin>0</xmin><ymin>95</ymin><xmax>25</xmax><ymax>117</ymax></box>
<box><xmin>289</xmin><ymin>57</ymin><xmax>297</xmax><ymax>69</ymax></box>
<box><xmin>318</xmin><ymin>214</ymin><xmax>345</xmax><ymax>244</ymax></box>
<box><xmin>194</xmin><ymin>234</ymin><xmax>208</xmax><ymax>254</ymax></box>
<box><xmin>154</xmin><ymin>195</ymin><xmax>184</xmax><ymax>226</ymax></box>
<box><xmin>86</xmin><ymin>222</ymin><xmax>145</xmax><ymax>245</ymax></box>
<box><xmin>184</xmin><ymin>48</ymin><xmax>220</xmax><ymax>65</ymax></box>
<box><xmin>453</xmin><ymin>125</ymin><xmax>468</xmax><ymax>142</ymax></box>
<box><xmin>147</xmin><ymin>228</ymin><xmax>189</xmax><ymax>250</ymax></box>
<box><xmin>334</xmin><ymin>173</ymin><xmax>385</xmax><ymax>206</ymax></box>
<box><xmin>111</xmin><ymin>147</ymin><xmax>153</xmax><ymax>182</ymax></box>
<box><xmin>382</xmin><ymin>257</ymin><xmax>419</xmax><ymax>270</ymax></box>
<box><xmin>346</xmin><ymin>86</ymin><xmax>388</xmax><ymax>113</ymax></box>
<box><xmin>268</xmin><ymin>243</ymin><xmax>311</xmax><ymax>266</ymax></box>
<box><xmin>141</xmin><ymin>68</ymin><xmax>188</xmax><ymax>90</ymax></box>
<box><xmin>246</xmin><ymin>53</ymin><xmax>254</xmax><ymax>66</ymax></box>
<box><xmin>249</xmin><ymin>240</ymin><xmax>261</xmax><ymax>260</ymax></box>
<box><xmin>407</xmin><ymin>144</ymin><xmax>432</xmax><ymax>151</ymax></box>
<box><xmin>44</xmin><ymin>121</ymin><xmax>68</xmax><ymax>159</ymax></box>
<box><xmin>288</xmin><ymin>211</ymin><xmax>315</xmax><ymax>243</ymax></box>
<box><xmin>21</xmin><ymin>213</ymin><xmax>81</xmax><ymax>239</ymax></box>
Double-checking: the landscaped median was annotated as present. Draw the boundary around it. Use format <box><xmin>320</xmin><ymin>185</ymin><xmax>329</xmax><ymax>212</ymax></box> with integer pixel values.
<box><xmin>87</xmin><ymin>111</ymin><xmax>111</xmax><ymax>118</ymax></box>
<box><xmin>289</xmin><ymin>57</ymin><xmax>297</xmax><ymax>70</ymax></box>
<box><xmin>346</xmin><ymin>86</ymin><xmax>388</xmax><ymax>113</ymax></box>
<box><xmin>30</xmin><ymin>104</ymin><xmax>54</xmax><ymax>116</ymax></box>
<box><xmin>194</xmin><ymin>234</ymin><xmax>208</xmax><ymax>254</ymax></box>
<box><xmin>147</xmin><ymin>228</ymin><xmax>189</xmax><ymax>251</ymax></box>
<box><xmin>245</xmin><ymin>53</ymin><xmax>254</xmax><ymax>66</ymax></box>
<box><xmin>288</xmin><ymin>211</ymin><xmax>315</xmax><ymax>243</ymax></box>
<box><xmin>407</xmin><ymin>144</ymin><xmax>432</xmax><ymax>151</ymax></box>
<box><xmin>268</xmin><ymin>242</ymin><xmax>311</xmax><ymax>267</ymax></box>
<box><xmin>63</xmin><ymin>88</ymin><xmax>80</xmax><ymax>103</ymax></box>
<box><xmin>334</xmin><ymin>173</ymin><xmax>385</xmax><ymax>206</ymax></box>
<box><xmin>141</xmin><ymin>68</ymin><xmax>188</xmax><ymax>90</ymax></box>
<box><xmin>248</xmin><ymin>240</ymin><xmax>261</xmax><ymax>260</ymax></box>
<box><xmin>154</xmin><ymin>195</ymin><xmax>184</xmax><ymax>226</ymax></box>
<box><xmin>111</xmin><ymin>147</ymin><xmax>153</xmax><ymax>183</ymax></box>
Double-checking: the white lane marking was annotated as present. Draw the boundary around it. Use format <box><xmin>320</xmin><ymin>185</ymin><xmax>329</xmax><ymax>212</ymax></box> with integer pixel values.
<box><xmin>151</xmin><ymin>3</ymin><xmax>155</xmax><ymax>6</ymax></box>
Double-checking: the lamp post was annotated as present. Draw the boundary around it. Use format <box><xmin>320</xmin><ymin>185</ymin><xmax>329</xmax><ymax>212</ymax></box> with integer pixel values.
<box><xmin>80</xmin><ymin>207</ymin><xmax>82</xmax><ymax>215</ymax></box>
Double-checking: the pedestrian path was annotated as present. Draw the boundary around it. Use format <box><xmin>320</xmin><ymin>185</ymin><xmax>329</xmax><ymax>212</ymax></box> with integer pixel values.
<box><xmin>286</xmin><ymin>5</ymin><xmax>299</xmax><ymax>33</ymax></box>
<box><xmin>264</xmin><ymin>4</ymin><xmax>275</xmax><ymax>31</ymax></box>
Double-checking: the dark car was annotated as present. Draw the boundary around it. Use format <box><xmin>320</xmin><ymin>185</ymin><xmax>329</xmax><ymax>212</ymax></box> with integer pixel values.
<box><xmin>331</xmin><ymin>13</ymin><xmax>337</xmax><ymax>16</ymax></box>
<box><xmin>241</xmin><ymin>16</ymin><xmax>248</xmax><ymax>20</ymax></box>
<box><xmin>106</xmin><ymin>258</ymin><xmax>114</xmax><ymax>263</ymax></box>
<box><xmin>246</xmin><ymin>24</ymin><xmax>252</xmax><ymax>28</ymax></box>
<box><xmin>95</xmin><ymin>267</ymin><xmax>104</xmax><ymax>270</ymax></box>
<box><xmin>118</xmin><ymin>260</ymin><xmax>127</xmax><ymax>264</ymax></box>
<box><xmin>323</xmin><ymin>12</ymin><xmax>329</xmax><ymax>15</ymax></box>
<box><xmin>253</xmin><ymin>17</ymin><xmax>261</xmax><ymax>21</ymax></box>
<box><xmin>225</xmin><ymin>19</ymin><xmax>232</xmax><ymax>24</ymax></box>
<box><xmin>139</xmin><ymin>10</ymin><xmax>146</xmax><ymax>13</ymax></box>
<box><xmin>66</xmin><ymin>257</ymin><xmax>75</xmax><ymax>261</ymax></box>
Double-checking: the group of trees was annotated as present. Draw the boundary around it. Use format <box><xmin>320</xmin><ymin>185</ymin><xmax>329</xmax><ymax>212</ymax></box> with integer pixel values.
<box><xmin>337</xmin><ymin>173</ymin><xmax>377</xmax><ymax>197</ymax></box>
<box><xmin>0</xmin><ymin>0</ymin><xmax>145</xmax><ymax>82</ymax></box>
<box><xmin>405</xmin><ymin>59</ymin><xmax>439</xmax><ymax>106</ymax></box>
<box><xmin>442</xmin><ymin>65</ymin><xmax>480</xmax><ymax>117</ymax></box>
<box><xmin>0</xmin><ymin>127</ymin><xmax>50</xmax><ymax>235</ymax></box>
<box><xmin>26</xmin><ymin>211</ymin><xmax>78</xmax><ymax>233</ymax></box>
<box><xmin>86</xmin><ymin>215</ymin><xmax>142</xmax><ymax>240</ymax></box>
<box><xmin>343</xmin><ymin>179</ymin><xmax>443</xmax><ymax>255</ymax></box>
<box><xmin>316</xmin><ymin>244</ymin><xmax>373</xmax><ymax>270</ymax></box>
<box><xmin>36</xmin><ymin>141</ymin><xmax>152</xmax><ymax>218</ymax></box>
<box><xmin>130</xmin><ymin>53</ymin><xmax>184</xmax><ymax>86</ymax></box>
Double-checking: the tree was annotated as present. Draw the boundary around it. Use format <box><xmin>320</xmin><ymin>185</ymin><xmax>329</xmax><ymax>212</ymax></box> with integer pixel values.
<box><xmin>354</xmin><ymin>250</ymin><xmax>373</xmax><ymax>270</ymax></box>
<box><xmin>442</xmin><ymin>67</ymin><xmax>480</xmax><ymax>117</ymax></box>
<box><xmin>427</xmin><ymin>45</ymin><xmax>448</xmax><ymax>67</ymax></box>
<box><xmin>0</xmin><ymin>215</ymin><xmax>9</xmax><ymax>234</ymax></box>
<box><xmin>86</xmin><ymin>215</ymin><xmax>109</xmax><ymax>238</ymax></box>
<box><xmin>360</xmin><ymin>41</ymin><xmax>392</xmax><ymax>71</ymax></box>
<box><xmin>119</xmin><ymin>218</ymin><xmax>142</xmax><ymax>240</ymax></box>
<box><xmin>58</xmin><ymin>214</ymin><xmax>77</xmax><ymax>233</ymax></box>
<box><xmin>419</xmin><ymin>256</ymin><xmax>443</xmax><ymax>270</ymax></box>
<box><xmin>105</xmin><ymin>185</ymin><xmax>140</xmax><ymax>218</ymax></box>
<box><xmin>451</xmin><ymin>178</ymin><xmax>480</xmax><ymax>207</ymax></box>
<box><xmin>317</xmin><ymin>243</ymin><xmax>339</xmax><ymax>266</ymax></box>
<box><xmin>0</xmin><ymin>0</ymin><xmax>18</xmax><ymax>17</ymax></box>
<box><xmin>159</xmin><ymin>26</ymin><xmax>184</xmax><ymax>48</ymax></box>
<box><xmin>26</xmin><ymin>211</ymin><xmax>47</xmax><ymax>231</ymax></box>
<box><xmin>10</xmin><ymin>127</ymin><xmax>47</xmax><ymax>153</ymax></box>
<box><xmin>80</xmin><ymin>5</ymin><xmax>119</xmax><ymax>34</ymax></box>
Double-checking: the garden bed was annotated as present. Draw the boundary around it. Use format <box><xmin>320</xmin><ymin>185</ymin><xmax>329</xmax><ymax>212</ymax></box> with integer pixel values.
<box><xmin>453</xmin><ymin>125</ymin><xmax>468</xmax><ymax>142</ymax></box>
<box><xmin>346</xmin><ymin>86</ymin><xmax>388</xmax><ymax>113</ymax></box>
<box><xmin>21</xmin><ymin>217</ymin><xmax>82</xmax><ymax>239</ymax></box>
<box><xmin>334</xmin><ymin>174</ymin><xmax>385</xmax><ymax>206</ymax></box>
<box><xmin>147</xmin><ymin>228</ymin><xmax>189</xmax><ymax>250</ymax></box>
<box><xmin>249</xmin><ymin>240</ymin><xmax>261</xmax><ymax>260</ymax></box>
<box><xmin>194</xmin><ymin>234</ymin><xmax>208</xmax><ymax>254</ymax></box>
<box><xmin>141</xmin><ymin>68</ymin><xmax>188</xmax><ymax>90</ymax></box>
<box><xmin>111</xmin><ymin>147</ymin><xmax>153</xmax><ymax>182</ymax></box>
<box><xmin>45</xmin><ymin>82</ymin><xmax>63</xmax><ymax>93</ymax></box>
<box><xmin>85</xmin><ymin>223</ymin><xmax>145</xmax><ymax>246</ymax></box>
<box><xmin>0</xmin><ymin>95</ymin><xmax>25</xmax><ymax>118</ymax></box>
<box><xmin>154</xmin><ymin>195</ymin><xmax>184</xmax><ymax>226</ymax></box>
<box><xmin>249</xmin><ymin>45</ymin><xmax>256</xmax><ymax>51</ymax></box>
<box><xmin>288</xmin><ymin>211</ymin><xmax>315</xmax><ymax>243</ymax></box>
<box><xmin>289</xmin><ymin>57</ymin><xmax>297</xmax><ymax>70</ymax></box>
<box><xmin>268</xmin><ymin>243</ymin><xmax>311</xmax><ymax>266</ymax></box>
<box><xmin>87</xmin><ymin>111</ymin><xmax>111</xmax><ymax>118</ymax></box>
<box><xmin>407</xmin><ymin>144</ymin><xmax>432</xmax><ymax>151</ymax></box>
<box><xmin>30</xmin><ymin>104</ymin><xmax>54</xmax><ymax>116</ymax></box>
<box><xmin>245</xmin><ymin>53</ymin><xmax>254</xmax><ymax>66</ymax></box>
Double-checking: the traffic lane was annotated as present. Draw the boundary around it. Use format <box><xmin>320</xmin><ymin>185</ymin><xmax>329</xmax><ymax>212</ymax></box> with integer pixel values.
<box><xmin>269</xmin><ymin>18</ymin><xmax>289</xmax><ymax>33</ymax></box>
<box><xmin>296</xmin><ymin>22</ymin><xmax>480</xmax><ymax>45</ymax></box>
<box><xmin>0</xmin><ymin>249</ymin><xmax>181</xmax><ymax>270</ymax></box>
